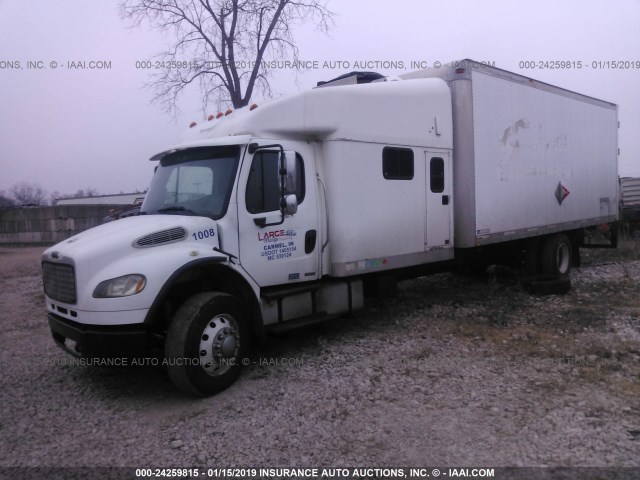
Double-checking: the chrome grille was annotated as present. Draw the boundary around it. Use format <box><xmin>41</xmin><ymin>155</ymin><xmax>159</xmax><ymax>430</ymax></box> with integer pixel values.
<box><xmin>134</xmin><ymin>227</ymin><xmax>187</xmax><ymax>248</ymax></box>
<box><xmin>43</xmin><ymin>262</ymin><xmax>77</xmax><ymax>304</ymax></box>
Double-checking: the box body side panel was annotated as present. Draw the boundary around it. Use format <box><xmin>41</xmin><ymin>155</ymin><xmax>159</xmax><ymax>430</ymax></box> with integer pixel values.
<box><xmin>469</xmin><ymin>70</ymin><xmax>618</xmax><ymax>244</ymax></box>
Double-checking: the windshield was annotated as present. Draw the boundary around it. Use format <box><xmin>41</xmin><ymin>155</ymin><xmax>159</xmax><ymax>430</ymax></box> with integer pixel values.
<box><xmin>141</xmin><ymin>146</ymin><xmax>240</xmax><ymax>219</ymax></box>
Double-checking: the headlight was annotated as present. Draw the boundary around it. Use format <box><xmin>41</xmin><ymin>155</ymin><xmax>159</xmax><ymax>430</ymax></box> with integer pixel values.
<box><xmin>93</xmin><ymin>274</ymin><xmax>146</xmax><ymax>298</ymax></box>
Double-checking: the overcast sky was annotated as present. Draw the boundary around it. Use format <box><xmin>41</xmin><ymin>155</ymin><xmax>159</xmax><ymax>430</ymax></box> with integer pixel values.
<box><xmin>1</xmin><ymin>0</ymin><xmax>639</xmax><ymax>198</ymax></box>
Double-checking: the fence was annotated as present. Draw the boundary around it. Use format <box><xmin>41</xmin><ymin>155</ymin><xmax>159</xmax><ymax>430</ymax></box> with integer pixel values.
<box><xmin>0</xmin><ymin>205</ymin><xmax>121</xmax><ymax>245</ymax></box>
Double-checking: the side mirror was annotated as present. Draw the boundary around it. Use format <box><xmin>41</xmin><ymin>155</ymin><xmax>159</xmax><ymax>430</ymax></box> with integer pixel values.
<box><xmin>283</xmin><ymin>194</ymin><xmax>298</xmax><ymax>215</ymax></box>
<box><xmin>283</xmin><ymin>151</ymin><xmax>297</xmax><ymax>195</ymax></box>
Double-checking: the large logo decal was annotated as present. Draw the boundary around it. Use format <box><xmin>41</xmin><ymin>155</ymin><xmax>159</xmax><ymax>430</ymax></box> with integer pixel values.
<box><xmin>258</xmin><ymin>229</ymin><xmax>298</xmax><ymax>261</ymax></box>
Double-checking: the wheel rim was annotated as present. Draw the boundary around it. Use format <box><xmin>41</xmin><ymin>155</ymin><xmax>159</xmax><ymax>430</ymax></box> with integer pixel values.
<box><xmin>198</xmin><ymin>314</ymin><xmax>240</xmax><ymax>377</ymax></box>
<box><xmin>556</xmin><ymin>242</ymin><xmax>571</xmax><ymax>274</ymax></box>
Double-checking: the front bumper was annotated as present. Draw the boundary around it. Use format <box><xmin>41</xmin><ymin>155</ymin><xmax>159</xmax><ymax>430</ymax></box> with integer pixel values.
<box><xmin>48</xmin><ymin>313</ymin><xmax>148</xmax><ymax>359</ymax></box>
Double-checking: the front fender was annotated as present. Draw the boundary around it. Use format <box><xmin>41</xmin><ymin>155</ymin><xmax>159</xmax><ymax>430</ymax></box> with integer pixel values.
<box><xmin>142</xmin><ymin>260</ymin><xmax>264</xmax><ymax>341</ymax></box>
<box><xmin>80</xmin><ymin>244</ymin><xmax>228</xmax><ymax>312</ymax></box>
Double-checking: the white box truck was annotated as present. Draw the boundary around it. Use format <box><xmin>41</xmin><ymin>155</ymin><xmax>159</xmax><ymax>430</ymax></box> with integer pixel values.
<box><xmin>42</xmin><ymin>60</ymin><xmax>619</xmax><ymax>395</ymax></box>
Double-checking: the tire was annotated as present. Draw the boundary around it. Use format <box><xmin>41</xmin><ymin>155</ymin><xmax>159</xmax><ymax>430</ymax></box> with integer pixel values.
<box><xmin>165</xmin><ymin>292</ymin><xmax>247</xmax><ymax>396</ymax></box>
<box><xmin>541</xmin><ymin>234</ymin><xmax>573</xmax><ymax>276</ymax></box>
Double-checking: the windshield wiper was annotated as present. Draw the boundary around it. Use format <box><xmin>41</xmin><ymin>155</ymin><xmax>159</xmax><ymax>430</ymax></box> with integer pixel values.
<box><xmin>157</xmin><ymin>206</ymin><xmax>196</xmax><ymax>214</ymax></box>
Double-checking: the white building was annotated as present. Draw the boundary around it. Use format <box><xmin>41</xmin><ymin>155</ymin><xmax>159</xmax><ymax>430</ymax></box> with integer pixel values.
<box><xmin>55</xmin><ymin>193</ymin><xmax>145</xmax><ymax>206</ymax></box>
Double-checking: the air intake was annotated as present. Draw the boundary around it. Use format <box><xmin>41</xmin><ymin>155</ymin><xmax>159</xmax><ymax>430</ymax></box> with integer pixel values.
<box><xmin>134</xmin><ymin>227</ymin><xmax>187</xmax><ymax>248</ymax></box>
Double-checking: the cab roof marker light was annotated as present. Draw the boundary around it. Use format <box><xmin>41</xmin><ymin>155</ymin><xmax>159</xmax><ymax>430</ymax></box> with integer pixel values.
<box><xmin>189</xmin><ymin>121</ymin><xmax>197</xmax><ymax>128</ymax></box>
<box><xmin>250</xmin><ymin>103</ymin><xmax>258</xmax><ymax>111</ymax></box>
<box><xmin>207</xmin><ymin>114</ymin><xmax>215</xmax><ymax>121</ymax></box>
<box><xmin>216</xmin><ymin>112</ymin><xmax>224</xmax><ymax>118</ymax></box>
<box><xmin>225</xmin><ymin>108</ymin><xmax>233</xmax><ymax>116</ymax></box>
<box><xmin>455</xmin><ymin>68</ymin><xmax>465</xmax><ymax>74</ymax></box>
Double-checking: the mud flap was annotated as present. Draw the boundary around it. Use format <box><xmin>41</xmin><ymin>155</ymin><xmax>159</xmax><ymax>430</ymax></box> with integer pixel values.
<box><xmin>521</xmin><ymin>274</ymin><xmax>572</xmax><ymax>295</ymax></box>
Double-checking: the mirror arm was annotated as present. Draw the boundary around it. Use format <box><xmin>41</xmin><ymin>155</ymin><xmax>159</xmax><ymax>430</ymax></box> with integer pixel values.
<box><xmin>253</xmin><ymin>216</ymin><xmax>285</xmax><ymax>228</ymax></box>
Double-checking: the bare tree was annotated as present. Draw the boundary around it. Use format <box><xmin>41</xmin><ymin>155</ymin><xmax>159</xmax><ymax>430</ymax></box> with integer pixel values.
<box><xmin>49</xmin><ymin>191</ymin><xmax>61</xmax><ymax>206</ymax></box>
<box><xmin>121</xmin><ymin>0</ymin><xmax>334</xmax><ymax>113</ymax></box>
<box><xmin>0</xmin><ymin>191</ymin><xmax>14</xmax><ymax>207</ymax></box>
<box><xmin>9</xmin><ymin>182</ymin><xmax>48</xmax><ymax>206</ymax></box>
<box><xmin>73</xmin><ymin>187</ymin><xmax>100</xmax><ymax>198</ymax></box>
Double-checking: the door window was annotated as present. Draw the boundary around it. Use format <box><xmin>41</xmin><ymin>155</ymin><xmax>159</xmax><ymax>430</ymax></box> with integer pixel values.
<box><xmin>430</xmin><ymin>157</ymin><xmax>445</xmax><ymax>193</ymax></box>
<box><xmin>246</xmin><ymin>152</ymin><xmax>305</xmax><ymax>214</ymax></box>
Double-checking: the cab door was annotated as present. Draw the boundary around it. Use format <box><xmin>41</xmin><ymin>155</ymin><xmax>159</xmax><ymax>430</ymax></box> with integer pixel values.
<box><xmin>425</xmin><ymin>151</ymin><xmax>453</xmax><ymax>249</ymax></box>
<box><xmin>237</xmin><ymin>145</ymin><xmax>320</xmax><ymax>287</ymax></box>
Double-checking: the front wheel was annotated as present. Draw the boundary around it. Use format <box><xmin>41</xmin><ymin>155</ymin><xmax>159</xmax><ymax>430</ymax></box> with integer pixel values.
<box><xmin>165</xmin><ymin>292</ymin><xmax>247</xmax><ymax>396</ymax></box>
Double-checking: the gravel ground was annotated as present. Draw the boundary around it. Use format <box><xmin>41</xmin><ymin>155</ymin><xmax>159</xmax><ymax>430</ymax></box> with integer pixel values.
<box><xmin>0</xmin><ymin>243</ymin><xmax>638</xmax><ymax>470</ymax></box>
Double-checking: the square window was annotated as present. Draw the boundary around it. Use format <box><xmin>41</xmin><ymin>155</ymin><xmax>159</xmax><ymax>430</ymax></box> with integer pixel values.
<box><xmin>383</xmin><ymin>147</ymin><xmax>414</xmax><ymax>180</ymax></box>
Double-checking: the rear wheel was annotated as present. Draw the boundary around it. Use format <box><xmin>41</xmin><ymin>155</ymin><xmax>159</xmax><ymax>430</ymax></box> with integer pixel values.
<box><xmin>165</xmin><ymin>292</ymin><xmax>247</xmax><ymax>396</ymax></box>
<box><xmin>541</xmin><ymin>234</ymin><xmax>573</xmax><ymax>276</ymax></box>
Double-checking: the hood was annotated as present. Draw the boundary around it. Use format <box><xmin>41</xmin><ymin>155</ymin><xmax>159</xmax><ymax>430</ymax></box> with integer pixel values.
<box><xmin>45</xmin><ymin>215</ymin><xmax>215</xmax><ymax>259</ymax></box>
<box><xmin>42</xmin><ymin>215</ymin><xmax>221</xmax><ymax>276</ymax></box>
<box><xmin>42</xmin><ymin>215</ymin><xmax>225</xmax><ymax>314</ymax></box>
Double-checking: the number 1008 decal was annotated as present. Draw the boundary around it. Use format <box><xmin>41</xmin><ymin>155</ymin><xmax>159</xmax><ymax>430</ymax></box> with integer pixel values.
<box><xmin>192</xmin><ymin>228</ymin><xmax>216</xmax><ymax>240</ymax></box>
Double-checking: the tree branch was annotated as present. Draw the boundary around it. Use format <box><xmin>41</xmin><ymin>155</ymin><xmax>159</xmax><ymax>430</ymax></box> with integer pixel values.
<box><xmin>120</xmin><ymin>0</ymin><xmax>335</xmax><ymax>111</ymax></box>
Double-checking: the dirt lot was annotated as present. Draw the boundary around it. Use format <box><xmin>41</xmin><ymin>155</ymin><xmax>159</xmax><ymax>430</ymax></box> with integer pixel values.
<box><xmin>0</xmin><ymin>243</ymin><xmax>639</xmax><ymax>470</ymax></box>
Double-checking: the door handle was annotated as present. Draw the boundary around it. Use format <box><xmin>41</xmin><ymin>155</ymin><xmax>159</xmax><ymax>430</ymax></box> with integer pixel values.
<box><xmin>305</xmin><ymin>230</ymin><xmax>317</xmax><ymax>254</ymax></box>
<box><xmin>442</xmin><ymin>195</ymin><xmax>449</xmax><ymax>205</ymax></box>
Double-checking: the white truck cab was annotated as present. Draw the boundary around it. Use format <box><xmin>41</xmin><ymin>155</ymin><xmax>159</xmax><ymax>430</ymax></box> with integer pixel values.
<box><xmin>42</xmin><ymin>60</ymin><xmax>618</xmax><ymax>395</ymax></box>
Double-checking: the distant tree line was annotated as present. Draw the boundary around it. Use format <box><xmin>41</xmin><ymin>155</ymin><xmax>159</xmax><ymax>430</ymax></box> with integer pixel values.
<box><xmin>0</xmin><ymin>182</ymin><xmax>101</xmax><ymax>207</ymax></box>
